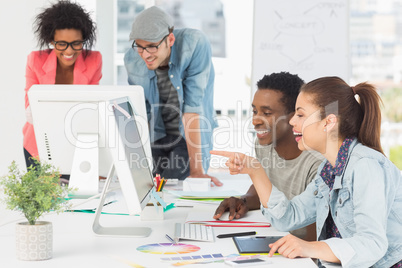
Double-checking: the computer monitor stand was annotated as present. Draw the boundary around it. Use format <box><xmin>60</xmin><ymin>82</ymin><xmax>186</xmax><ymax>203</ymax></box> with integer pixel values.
<box><xmin>68</xmin><ymin>133</ymin><xmax>99</xmax><ymax>198</ymax></box>
<box><xmin>92</xmin><ymin>165</ymin><xmax>152</xmax><ymax>237</ymax></box>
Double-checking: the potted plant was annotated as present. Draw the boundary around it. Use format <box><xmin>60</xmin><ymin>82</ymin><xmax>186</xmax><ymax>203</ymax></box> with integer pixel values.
<box><xmin>0</xmin><ymin>158</ymin><xmax>74</xmax><ymax>261</ymax></box>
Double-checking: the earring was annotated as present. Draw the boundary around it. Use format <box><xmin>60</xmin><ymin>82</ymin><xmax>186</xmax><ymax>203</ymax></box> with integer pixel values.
<box><xmin>324</xmin><ymin>128</ymin><xmax>327</xmax><ymax>132</ymax></box>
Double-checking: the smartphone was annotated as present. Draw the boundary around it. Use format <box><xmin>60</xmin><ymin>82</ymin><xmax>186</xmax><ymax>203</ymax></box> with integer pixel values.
<box><xmin>224</xmin><ymin>258</ymin><xmax>272</xmax><ymax>267</ymax></box>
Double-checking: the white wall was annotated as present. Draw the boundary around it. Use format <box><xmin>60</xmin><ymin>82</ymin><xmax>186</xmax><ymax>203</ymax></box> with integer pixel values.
<box><xmin>96</xmin><ymin>0</ymin><xmax>116</xmax><ymax>85</ymax></box>
<box><xmin>0</xmin><ymin>0</ymin><xmax>50</xmax><ymax>174</ymax></box>
<box><xmin>0</xmin><ymin>0</ymin><xmax>106</xmax><ymax>175</ymax></box>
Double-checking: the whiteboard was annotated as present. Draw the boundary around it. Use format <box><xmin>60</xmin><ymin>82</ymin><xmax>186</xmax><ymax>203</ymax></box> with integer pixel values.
<box><xmin>251</xmin><ymin>0</ymin><xmax>349</xmax><ymax>94</ymax></box>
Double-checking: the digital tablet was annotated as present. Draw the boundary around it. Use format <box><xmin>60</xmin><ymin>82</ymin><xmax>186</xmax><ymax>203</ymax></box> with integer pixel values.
<box><xmin>232</xmin><ymin>236</ymin><xmax>283</xmax><ymax>254</ymax></box>
<box><xmin>224</xmin><ymin>258</ymin><xmax>272</xmax><ymax>266</ymax></box>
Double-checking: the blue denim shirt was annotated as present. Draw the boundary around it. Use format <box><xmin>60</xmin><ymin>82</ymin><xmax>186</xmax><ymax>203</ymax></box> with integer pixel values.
<box><xmin>124</xmin><ymin>28</ymin><xmax>217</xmax><ymax>172</ymax></box>
<box><xmin>261</xmin><ymin>139</ymin><xmax>402</xmax><ymax>268</ymax></box>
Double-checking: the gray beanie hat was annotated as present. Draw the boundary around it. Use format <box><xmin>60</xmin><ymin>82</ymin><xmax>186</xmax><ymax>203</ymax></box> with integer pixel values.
<box><xmin>129</xmin><ymin>6</ymin><xmax>174</xmax><ymax>42</ymax></box>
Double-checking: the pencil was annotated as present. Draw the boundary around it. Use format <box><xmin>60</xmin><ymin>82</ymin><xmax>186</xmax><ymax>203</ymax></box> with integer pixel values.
<box><xmin>160</xmin><ymin>179</ymin><xmax>167</xmax><ymax>191</ymax></box>
<box><xmin>157</xmin><ymin>179</ymin><xmax>164</xmax><ymax>192</ymax></box>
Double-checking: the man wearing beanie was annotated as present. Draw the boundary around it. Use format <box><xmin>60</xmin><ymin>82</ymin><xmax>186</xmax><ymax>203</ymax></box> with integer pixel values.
<box><xmin>124</xmin><ymin>6</ymin><xmax>221</xmax><ymax>186</ymax></box>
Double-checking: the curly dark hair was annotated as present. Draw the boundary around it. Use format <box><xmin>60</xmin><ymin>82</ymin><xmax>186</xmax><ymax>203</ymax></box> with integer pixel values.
<box><xmin>256</xmin><ymin>72</ymin><xmax>305</xmax><ymax>114</ymax></box>
<box><xmin>34</xmin><ymin>0</ymin><xmax>96</xmax><ymax>57</ymax></box>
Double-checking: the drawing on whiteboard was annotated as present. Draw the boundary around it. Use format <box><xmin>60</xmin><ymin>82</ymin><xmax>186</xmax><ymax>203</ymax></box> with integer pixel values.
<box><xmin>252</xmin><ymin>0</ymin><xmax>349</xmax><ymax>86</ymax></box>
<box><xmin>266</xmin><ymin>2</ymin><xmax>345</xmax><ymax>65</ymax></box>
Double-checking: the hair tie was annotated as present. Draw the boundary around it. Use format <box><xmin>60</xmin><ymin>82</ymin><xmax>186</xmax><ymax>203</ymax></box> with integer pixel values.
<box><xmin>351</xmin><ymin>86</ymin><xmax>356</xmax><ymax>95</ymax></box>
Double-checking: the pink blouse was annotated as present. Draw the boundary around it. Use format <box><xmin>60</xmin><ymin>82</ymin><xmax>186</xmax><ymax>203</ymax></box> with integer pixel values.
<box><xmin>23</xmin><ymin>49</ymin><xmax>102</xmax><ymax>157</ymax></box>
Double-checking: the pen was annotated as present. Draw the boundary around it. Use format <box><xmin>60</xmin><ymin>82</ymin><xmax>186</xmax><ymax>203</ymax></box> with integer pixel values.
<box><xmin>165</xmin><ymin>234</ymin><xmax>177</xmax><ymax>244</ymax></box>
<box><xmin>217</xmin><ymin>231</ymin><xmax>257</xmax><ymax>239</ymax></box>
<box><xmin>103</xmin><ymin>200</ymin><xmax>116</xmax><ymax>207</ymax></box>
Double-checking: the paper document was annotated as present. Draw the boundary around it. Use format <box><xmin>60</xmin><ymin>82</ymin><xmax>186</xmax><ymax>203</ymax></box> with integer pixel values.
<box><xmin>167</xmin><ymin>190</ymin><xmax>243</xmax><ymax>199</ymax></box>
<box><xmin>185</xmin><ymin>210</ymin><xmax>271</xmax><ymax>227</ymax></box>
<box><xmin>67</xmin><ymin>193</ymin><xmax>127</xmax><ymax>214</ymax></box>
<box><xmin>174</xmin><ymin>198</ymin><xmax>223</xmax><ymax>206</ymax></box>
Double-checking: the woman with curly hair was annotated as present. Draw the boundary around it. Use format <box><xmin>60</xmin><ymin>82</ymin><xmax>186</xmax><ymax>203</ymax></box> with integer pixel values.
<box><xmin>23</xmin><ymin>0</ymin><xmax>102</xmax><ymax>168</ymax></box>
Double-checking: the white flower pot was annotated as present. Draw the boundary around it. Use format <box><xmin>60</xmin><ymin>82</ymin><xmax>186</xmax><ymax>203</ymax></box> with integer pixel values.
<box><xmin>15</xmin><ymin>221</ymin><xmax>52</xmax><ymax>261</ymax></box>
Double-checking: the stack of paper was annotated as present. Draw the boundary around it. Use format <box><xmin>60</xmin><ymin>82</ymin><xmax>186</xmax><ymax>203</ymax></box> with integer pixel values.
<box><xmin>185</xmin><ymin>210</ymin><xmax>271</xmax><ymax>227</ymax></box>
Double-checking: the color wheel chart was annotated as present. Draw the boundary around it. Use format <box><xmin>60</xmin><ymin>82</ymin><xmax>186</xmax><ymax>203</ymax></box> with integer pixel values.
<box><xmin>136</xmin><ymin>243</ymin><xmax>200</xmax><ymax>255</ymax></box>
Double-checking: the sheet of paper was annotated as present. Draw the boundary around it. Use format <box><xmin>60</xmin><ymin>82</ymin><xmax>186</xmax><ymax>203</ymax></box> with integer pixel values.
<box><xmin>174</xmin><ymin>198</ymin><xmax>223</xmax><ymax>206</ymax></box>
<box><xmin>67</xmin><ymin>192</ymin><xmax>128</xmax><ymax>214</ymax></box>
<box><xmin>167</xmin><ymin>190</ymin><xmax>243</xmax><ymax>199</ymax></box>
<box><xmin>68</xmin><ymin>198</ymin><xmax>102</xmax><ymax>211</ymax></box>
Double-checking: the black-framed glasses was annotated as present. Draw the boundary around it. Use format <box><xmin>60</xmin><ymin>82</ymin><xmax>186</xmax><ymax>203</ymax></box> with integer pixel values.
<box><xmin>132</xmin><ymin>34</ymin><xmax>169</xmax><ymax>54</ymax></box>
<box><xmin>52</xmin><ymin>40</ymin><xmax>85</xmax><ymax>51</ymax></box>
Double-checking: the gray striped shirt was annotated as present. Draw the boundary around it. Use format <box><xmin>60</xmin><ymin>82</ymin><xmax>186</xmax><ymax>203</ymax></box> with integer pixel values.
<box><xmin>155</xmin><ymin>68</ymin><xmax>181</xmax><ymax>136</ymax></box>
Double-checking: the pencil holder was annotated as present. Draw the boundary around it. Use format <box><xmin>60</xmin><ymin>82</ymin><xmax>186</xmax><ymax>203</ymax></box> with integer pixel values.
<box><xmin>141</xmin><ymin>192</ymin><xmax>164</xmax><ymax>221</ymax></box>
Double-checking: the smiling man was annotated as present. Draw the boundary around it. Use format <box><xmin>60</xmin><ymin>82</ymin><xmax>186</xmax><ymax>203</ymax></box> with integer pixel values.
<box><xmin>213</xmin><ymin>72</ymin><xmax>322</xmax><ymax>240</ymax></box>
<box><xmin>124</xmin><ymin>6</ymin><xmax>220</xmax><ymax>185</ymax></box>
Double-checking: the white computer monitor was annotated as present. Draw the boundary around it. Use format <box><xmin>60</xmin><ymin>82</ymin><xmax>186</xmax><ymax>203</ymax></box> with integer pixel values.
<box><xmin>91</xmin><ymin>96</ymin><xmax>156</xmax><ymax>237</ymax></box>
<box><xmin>101</xmin><ymin>96</ymin><xmax>155</xmax><ymax>215</ymax></box>
<box><xmin>28</xmin><ymin>85</ymin><xmax>153</xmax><ymax>198</ymax></box>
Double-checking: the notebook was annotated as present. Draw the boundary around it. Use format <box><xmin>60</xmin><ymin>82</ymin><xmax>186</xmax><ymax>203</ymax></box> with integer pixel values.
<box><xmin>232</xmin><ymin>236</ymin><xmax>283</xmax><ymax>254</ymax></box>
<box><xmin>185</xmin><ymin>210</ymin><xmax>271</xmax><ymax>227</ymax></box>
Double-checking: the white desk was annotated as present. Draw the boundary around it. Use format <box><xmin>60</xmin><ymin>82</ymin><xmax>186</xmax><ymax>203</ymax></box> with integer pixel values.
<box><xmin>0</xmin><ymin>174</ymin><xmax>317</xmax><ymax>268</ymax></box>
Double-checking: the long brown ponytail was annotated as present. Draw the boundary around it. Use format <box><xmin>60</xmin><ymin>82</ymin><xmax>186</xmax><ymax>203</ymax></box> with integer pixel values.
<box><xmin>301</xmin><ymin>76</ymin><xmax>384</xmax><ymax>154</ymax></box>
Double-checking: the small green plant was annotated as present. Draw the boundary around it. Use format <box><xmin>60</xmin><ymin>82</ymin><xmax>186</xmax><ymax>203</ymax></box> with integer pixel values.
<box><xmin>0</xmin><ymin>159</ymin><xmax>74</xmax><ymax>225</ymax></box>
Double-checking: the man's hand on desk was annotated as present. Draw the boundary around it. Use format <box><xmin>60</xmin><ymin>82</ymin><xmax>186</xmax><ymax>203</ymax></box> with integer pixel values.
<box><xmin>213</xmin><ymin>196</ymin><xmax>249</xmax><ymax>220</ymax></box>
<box><xmin>188</xmin><ymin>173</ymin><xmax>223</xmax><ymax>187</ymax></box>
<box><xmin>213</xmin><ymin>185</ymin><xmax>261</xmax><ymax>220</ymax></box>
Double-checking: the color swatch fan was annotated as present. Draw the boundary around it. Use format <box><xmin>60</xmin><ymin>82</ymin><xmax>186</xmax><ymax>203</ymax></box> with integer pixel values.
<box><xmin>136</xmin><ymin>243</ymin><xmax>200</xmax><ymax>255</ymax></box>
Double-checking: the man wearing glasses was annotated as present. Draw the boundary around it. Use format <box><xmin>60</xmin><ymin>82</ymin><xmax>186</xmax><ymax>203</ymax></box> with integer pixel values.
<box><xmin>124</xmin><ymin>6</ymin><xmax>221</xmax><ymax>185</ymax></box>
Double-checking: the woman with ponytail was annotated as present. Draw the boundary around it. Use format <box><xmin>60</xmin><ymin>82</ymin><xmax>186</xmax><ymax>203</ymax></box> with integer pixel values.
<box><xmin>211</xmin><ymin>76</ymin><xmax>402</xmax><ymax>268</ymax></box>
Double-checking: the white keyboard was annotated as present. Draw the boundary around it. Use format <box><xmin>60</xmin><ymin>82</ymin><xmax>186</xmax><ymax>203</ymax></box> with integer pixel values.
<box><xmin>174</xmin><ymin>223</ymin><xmax>215</xmax><ymax>243</ymax></box>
